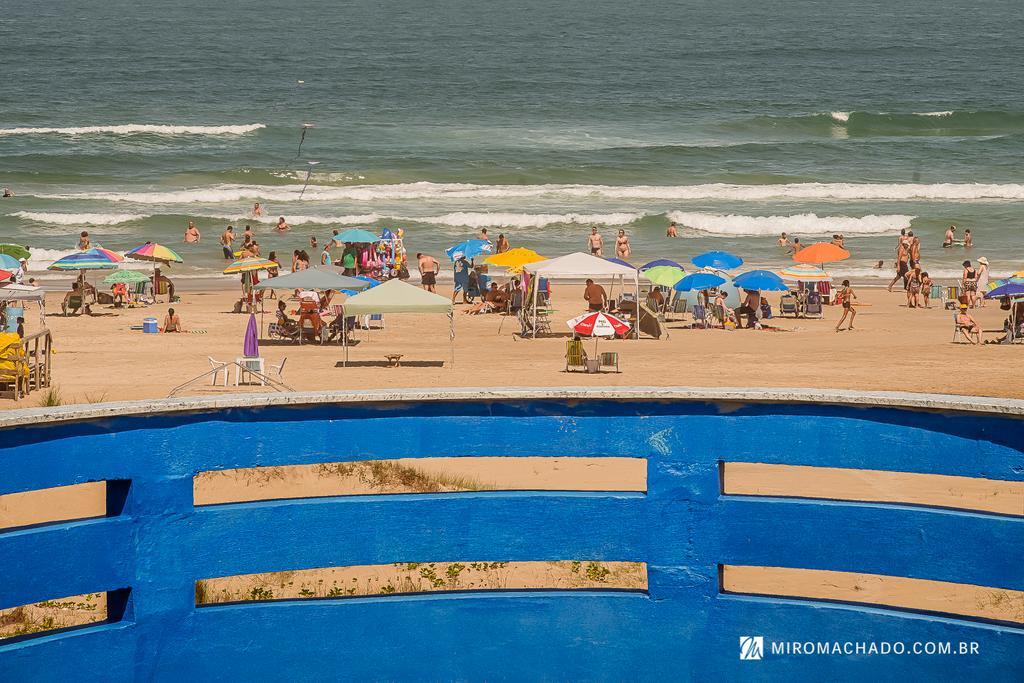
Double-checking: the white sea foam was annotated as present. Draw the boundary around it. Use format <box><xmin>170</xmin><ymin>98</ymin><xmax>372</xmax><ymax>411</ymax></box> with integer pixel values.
<box><xmin>33</xmin><ymin>181</ymin><xmax>1024</xmax><ymax>204</ymax></box>
<box><xmin>914</xmin><ymin>111</ymin><xmax>954</xmax><ymax>117</ymax></box>
<box><xmin>423</xmin><ymin>211</ymin><xmax>646</xmax><ymax>229</ymax></box>
<box><xmin>665</xmin><ymin>212</ymin><xmax>914</xmax><ymax>236</ymax></box>
<box><xmin>195</xmin><ymin>213</ymin><xmax>381</xmax><ymax>226</ymax></box>
<box><xmin>9</xmin><ymin>211</ymin><xmax>149</xmax><ymax>225</ymax></box>
<box><xmin>0</xmin><ymin>124</ymin><xmax>265</xmax><ymax>136</ymax></box>
<box><xmin>830</xmin><ymin>111</ymin><xmax>851</xmax><ymax>123</ymax></box>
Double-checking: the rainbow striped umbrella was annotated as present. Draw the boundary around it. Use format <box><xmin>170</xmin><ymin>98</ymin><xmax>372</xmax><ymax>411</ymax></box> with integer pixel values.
<box><xmin>779</xmin><ymin>264</ymin><xmax>832</xmax><ymax>282</ymax></box>
<box><xmin>126</xmin><ymin>242</ymin><xmax>183</xmax><ymax>263</ymax></box>
<box><xmin>48</xmin><ymin>249</ymin><xmax>120</xmax><ymax>271</ymax></box>
<box><xmin>94</xmin><ymin>247</ymin><xmax>124</xmax><ymax>263</ymax></box>
<box><xmin>223</xmin><ymin>257</ymin><xmax>277</xmax><ymax>274</ymax></box>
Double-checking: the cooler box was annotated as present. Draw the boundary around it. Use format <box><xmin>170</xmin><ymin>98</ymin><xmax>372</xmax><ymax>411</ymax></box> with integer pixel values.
<box><xmin>142</xmin><ymin>317</ymin><xmax>158</xmax><ymax>334</ymax></box>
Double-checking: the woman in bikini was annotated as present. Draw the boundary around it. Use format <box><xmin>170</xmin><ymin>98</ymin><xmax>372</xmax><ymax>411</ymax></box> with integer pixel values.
<box><xmin>961</xmin><ymin>260</ymin><xmax>978</xmax><ymax>308</ymax></box>
<box><xmin>905</xmin><ymin>266</ymin><xmax>922</xmax><ymax>308</ymax></box>
<box><xmin>615</xmin><ymin>229</ymin><xmax>631</xmax><ymax>259</ymax></box>
<box><xmin>835</xmin><ymin>280</ymin><xmax>857</xmax><ymax>332</ymax></box>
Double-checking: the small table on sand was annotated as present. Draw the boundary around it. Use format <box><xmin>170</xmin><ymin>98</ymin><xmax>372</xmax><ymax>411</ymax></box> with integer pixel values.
<box><xmin>384</xmin><ymin>354</ymin><xmax>403</xmax><ymax>367</ymax></box>
<box><xmin>235</xmin><ymin>357</ymin><xmax>266</xmax><ymax>385</ymax></box>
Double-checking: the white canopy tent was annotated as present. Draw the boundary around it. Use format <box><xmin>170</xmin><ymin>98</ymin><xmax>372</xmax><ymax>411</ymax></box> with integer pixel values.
<box><xmin>0</xmin><ymin>284</ymin><xmax>46</xmax><ymax>328</ymax></box>
<box><xmin>339</xmin><ymin>279</ymin><xmax>455</xmax><ymax>366</ymax></box>
<box><xmin>524</xmin><ymin>252</ymin><xmax>640</xmax><ymax>339</ymax></box>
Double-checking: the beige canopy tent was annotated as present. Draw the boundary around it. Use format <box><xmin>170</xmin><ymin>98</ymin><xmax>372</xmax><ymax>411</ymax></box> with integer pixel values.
<box><xmin>0</xmin><ymin>284</ymin><xmax>46</xmax><ymax>328</ymax></box>
<box><xmin>523</xmin><ymin>252</ymin><xmax>640</xmax><ymax>339</ymax></box>
<box><xmin>340</xmin><ymin>279</ymin><xmax>454</xmax><ymax>366</ymax></box>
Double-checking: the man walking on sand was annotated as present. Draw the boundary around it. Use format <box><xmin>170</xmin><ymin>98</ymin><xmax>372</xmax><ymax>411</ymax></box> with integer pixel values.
<box><xmin>587</xmin><ymin>227</ymin><xmax>603</xmax><ymax>256</ymax></box>
<box><xmin>417</xmin><ymin>252</ymin><xmax>439</xmax><ymax>292</ymax></box>
<box><xmin>220</xmin><ymin>226</ymin><xmax>235</xmax><ymax>260</ymax></box>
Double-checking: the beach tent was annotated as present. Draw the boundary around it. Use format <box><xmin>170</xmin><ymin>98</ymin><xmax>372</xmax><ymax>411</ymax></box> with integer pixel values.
<box><xmin>252</xmin><ymin>265</ymin><xmax>371</xmax><ymax>292</ymax></box>
<box><xmin>339</xmin><ymin>278</ymin><xmax>454</xmax><ymax>366</ymax></box>
<box><xmin>524</xmin><ymin>252</ymin><xmax>640</xmax><ymax>339</ymax></box>
<box><xmin>0</xmin><ymin>284</ymin><xmax>46</xmax><ymax>327</ymax></box>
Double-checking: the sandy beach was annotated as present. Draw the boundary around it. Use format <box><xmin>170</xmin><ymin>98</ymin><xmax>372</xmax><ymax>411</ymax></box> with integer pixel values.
<box><xmin>7</xmin><ymin>281</ymin><xmax>1021</xmax><ymax>406</ymax></box>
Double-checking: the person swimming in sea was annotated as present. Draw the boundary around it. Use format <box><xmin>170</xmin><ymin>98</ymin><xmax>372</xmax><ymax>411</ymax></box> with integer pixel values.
<box><xmin>943</xmin><ymin>225</ymin><xmax>957</xmax><ymax>248</ymax></box>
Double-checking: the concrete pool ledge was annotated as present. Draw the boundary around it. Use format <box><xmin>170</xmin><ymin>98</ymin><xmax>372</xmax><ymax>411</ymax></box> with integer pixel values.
<box><xmin>1</xmin><ymin>387</ymin><xmax>1022</xmax><ymax>429</ymax></box>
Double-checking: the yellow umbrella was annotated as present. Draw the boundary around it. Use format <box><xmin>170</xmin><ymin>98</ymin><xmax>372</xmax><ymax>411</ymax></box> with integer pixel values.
<box><xmin>485</xmin><ymin>247</ymin><xmax>547</xmax><ymax>270</ymax></box>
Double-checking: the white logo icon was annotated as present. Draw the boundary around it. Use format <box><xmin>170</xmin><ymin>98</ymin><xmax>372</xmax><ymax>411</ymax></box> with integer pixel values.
<box><xmin>740</xmin><ymin>636</ymin><xmax>764</xmax><ymax>660</ymax></box>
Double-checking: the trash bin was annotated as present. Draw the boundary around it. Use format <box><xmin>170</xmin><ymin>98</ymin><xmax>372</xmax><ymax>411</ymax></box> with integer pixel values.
<box><xmin>142</xmin><ymin>317</ymin><xmax>158</xmax><ymax>334</ymax></box>
<box><xmin>585</xmin><ymin>359</ymin><xmax>600</xmax><ymax>373</ymax></box>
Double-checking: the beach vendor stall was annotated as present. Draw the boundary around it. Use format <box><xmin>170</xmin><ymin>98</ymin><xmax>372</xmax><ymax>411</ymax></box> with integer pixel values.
<box><xmin>377</xmin><ymin>228</ymin><xmax>409</xmax><ymax>280</ymax></box>
<box><xmin>253</xmin><ymin>266</ymin><xmax>371</xmax><ymax>343</ymax></box>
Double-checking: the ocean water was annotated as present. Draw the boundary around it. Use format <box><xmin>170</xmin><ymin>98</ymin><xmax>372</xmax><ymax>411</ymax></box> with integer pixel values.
<box><xmin>2</xmin><ymin>0</ymin><xmax>1024</xmax><ymax>281</ymax></box>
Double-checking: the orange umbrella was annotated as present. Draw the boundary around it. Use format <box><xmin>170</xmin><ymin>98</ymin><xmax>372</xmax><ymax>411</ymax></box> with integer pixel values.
<box><xmin>793</xmin><ymin>242</ymin><xmax>850</xmax><ymax>265</ymax></box>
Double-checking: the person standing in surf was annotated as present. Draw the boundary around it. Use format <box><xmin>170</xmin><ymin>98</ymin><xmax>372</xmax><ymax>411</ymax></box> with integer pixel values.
<box><xmin>184</xmin><ymin>221</ymin><xmax>201</xmax><ymax>243</ymax></box>
<box><xmin>667</xmin><ymin>222</ymin><xmax>678</xmax><ymax>238</ymax></box>
<box><xmin>220</xmin><ymin>226</ymin><xmax>235</xmax><ymax>260</ymax></box>
<box><xmin>943</xmin><ymin>225</ymin><xmax>956</xmax><ymax>248</ymax></box>
<box><xmin>252</xmin><ymin>202</ymin><xmax>264</xmax><ymax>218</ymax></box>
<box><xmin>496</xmin><ymin>234</ymin><xmax>509</xmax><ymax>254</ymax></box>
<box><xmin>615</xmin><ymin>229</ymin><xmax>631</xmax><ymax>259</ymax></box>
<box><xmin>276</xmin><ymin>217</ymin><xmax>290</xmax><ymax>233</ymax></box>
<box><xmin>587</xmin><ymin>226</ymin><xmax>604</xmax><ymax>256</ymax></box>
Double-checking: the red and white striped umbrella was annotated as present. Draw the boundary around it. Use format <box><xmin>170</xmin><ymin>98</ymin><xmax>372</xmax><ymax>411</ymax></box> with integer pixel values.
<box><xmin>567</xmin><ymin>311</ymin><xmax>631</xmax><ymax>337</ymax></box>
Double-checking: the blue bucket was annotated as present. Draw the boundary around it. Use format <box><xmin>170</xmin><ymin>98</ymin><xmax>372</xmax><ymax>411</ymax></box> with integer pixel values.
<box><xmin>142</xmin><ymin>317</ymin><xmax>158</xmax><ymax>334</ymax></box>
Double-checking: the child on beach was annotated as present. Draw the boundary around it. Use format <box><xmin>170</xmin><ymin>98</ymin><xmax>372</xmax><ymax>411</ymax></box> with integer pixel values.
<box><xmin>835</xmin><ymin>280</ymin><xmax>857</xmax><ymax>332</ymax></box>
<box><xmin>921</xmin><ymin>272</ymin><xmax>933</xmax><ymax>308</ymax></box>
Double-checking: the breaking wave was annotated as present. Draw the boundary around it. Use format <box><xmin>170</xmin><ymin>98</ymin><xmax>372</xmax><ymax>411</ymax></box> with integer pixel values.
<box><xmin>9</xmin><ymin>211</ymin><xmax>150</xmax><ymax>225</ymax></box>
<box><xmin>666</xmin><ymin>212</ymin><xmax>914</xmax><ymax>236</ymax></box>
<box><xmin>0</xmin><ymin>124</ymin><xmax>265</xmax><ymax>136</ymax></box>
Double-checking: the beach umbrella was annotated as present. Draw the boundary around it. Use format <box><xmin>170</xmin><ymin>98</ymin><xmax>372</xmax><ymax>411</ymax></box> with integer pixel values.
<box><xmin>0</xmin><ymin>254</ymin><xmax>22</xmax><ymax>270</ymax></box>
<box><xmin>643</xmin><ymin>265</ymin><xmax>686</xmax><ymax>287</ymax></box>
<box><xmin>223</xmin><ymin>257</ymin><xmax>277</xmax><ymax>274</ymax></box>
<box><xmin>48</xmin><ymin>249</ymin><xmax>120</xmax><ymax>271</ymax></box>
<box><xmin>604</xmin><ymin>257</ymin><xmax>635</xmax><ymax>269</ymax></box>
<box><xmin>984</xmin><ymin>282</ymin><xmax>1024</xmax><ymax>299</ymax></box>
<box><xmin>446</xmin><ymin>239</ymin><xmax>494</xmax><ymax>261</ymax></box>
<box><xmin>567</xmin><ymin>310</ymin><xmax>631</xmax><ymax>355</ymax></box>
<box><xmin>641</xmin><ymin>258</ymin><xmax>684</xmax><ymax>270</ymax></box>
<box><xmin>125</xmin><ymin>242</ymin><xmax>184</xmax><ymax>264</ymax></box>
<box><xmin>691</xmin><ymin>251</ymin><xmax>743</xmax><ymax>270</ymax></box>
<box><xmin>341</xmin><ymin>275</ymin><xmax>379</xmax><ymax>296</ymax></box>
<box><xmin>0</xmin><ymin>269</ymin><xmax>12</xmax><ymax>282</ymax></box>
<box><xmin>485</xmin><ymin>247</ymin><xmax>547</xmax><ymax>269</ymax></box>
<box><xmin>673</xmin><ymin>272</ymin><xmax>726</xmax><ymax>292</ymax></box>
<box><xmin>793</xmin><ymin>242</ymin><xmax>850</xmax><ymax>266</ymax></box>
<box><xmin>779</xmin><ymin>264</ymin><xmax>832</xmax><ymax>282</ymax></box>
<box><xmin>93</xmin><ymin>247</ymin><xmax>125</xmax><ymax>263</ymax></box>
<box><xmin>243</xmin><ymin>313</ymin><xmax>259</xmax><ymax>358</ymax></box>
<box><xmin>336</xmin><ymin>229</ymin><xmax>381</xmax><ymax>244</ymax></box>
<box><xmin>733</xmin><ymin>270</ymin><xmax>789</xmax><ymax>292</ymax></box>
<box><xmin>103</xmin><ymin>269</ymin><xmax>151</xmax><ymax>284</ymax></box>
<box><xmin>0</xmin><ymin>244</ymin><xmax>31</xmax><ymax>261</ymax></box>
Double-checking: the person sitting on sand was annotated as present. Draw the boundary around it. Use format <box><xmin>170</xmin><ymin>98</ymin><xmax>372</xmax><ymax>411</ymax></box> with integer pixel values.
<box><xmin>161</xmin><ymin>307</ymin><xmax>182</xmax><ymax>333</ymax></box>
<box><xmin>955</xmin><ymin>304</ymin><xmax>981</xmax><ymax>344</ymax></box>
<box><xmin>465</xmin><ymin>283</ymin><xmax>505</xmax><ymax>315</ymax></box>
<box><xmin>184</xmin><ymin>221</ymin><xmax>201</xmax><ymax>243</ymax></box>
<box><xmin>153</xmin><ymin>267</ymin><xmax>176</xmax><ymax>301</ymax></box>
<box><xmin>713</xmin><ymin>289</ymin><xmax>735</xmax><ymax>326</ymax></box>
<box><xmin>835</xmin><ymin>280</ymin><xmax>857</xmax><ymax>332</ymax></box>
<box><xmin>583</xmin><ymin>278</ymin><xmax>607</xmax><ymax>312</ymax></box>
<box><xmin>62</xmin><ymin>281</ymin><xmax>89</xmax><ymax>316</ymax></box>
<box><xmin>78</xmin><ymin>231</ymin><xmax>91</xmax><ymax>250</ymax></box>
<box><xmin>735</xmin><ymin>289</ymin><xmax>760</xmax><ymax>329</ymax></box>
<box><xmin>666</xmin><ymin>221</ymin><xmax>678</xmax><ymax>238</ymax></box>
<box><xmin>111</xmin><ymin>282</ymin><xmax>128</xmax><ymax>307</ymax></box>
<box><xmin>275</xmin><ymin>300</ymin><xmax>299</xmax><ymax>338</ymax></box>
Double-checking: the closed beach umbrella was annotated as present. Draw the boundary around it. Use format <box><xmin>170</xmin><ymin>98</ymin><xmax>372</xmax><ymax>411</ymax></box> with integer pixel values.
<box><xmin>793</xmin><ymin>242</ymin><xmax>850</xmax><ymax>265</ymax></box>
<box><xmin>643</xmin><ymin>265</ymin><xmax>686</xmax><ymax>287</ymax></box>
<box><xmin>485</xmin><ymin>247</ymin><xmax>547</xmax><ymax>269</ymax></box>
<box><xmin>243</xmin><ymin>313</ymin><xmax>259</xmax><ymax>358</ymax></box>
<box><xmin>126</xmin><ymin>242</ymin><xmax>184</xmax><ymax>264</ymax></box>
<box><xmin>691</xmin><ymin>251</ymin><xmax>743</xmax><ymax>271</ymax></box>
<box><xmin>336</xmin><ymin>229</ymin><xmax>381</xmax><ymax>244</ymax></box>
<box><xmin>641</xmin><ymin>258</ymin><xmax>683</xmax><ymax>270</ymax></box>
<box><xmin>674</xmin><ymin>272</ymin><xmax>725</xmax><ymax>292</ymax></box>
<box><xmin>48</xmin><ymin>249</ymin><xmax>120</xmax><ymax>271</ymax></box>
<box><xmin>446</xmin><ymin>239</ymin><xmax>493</xmax><ymax>261</ymax></box>
<box><xmin>223</xmin><ymin>257</ymin><xmax>277</xmax><ymax>274</ymax></box>
<box><xmin>0</xmin><ymin>244</ymin><xmax>31</xmax><ymax>261</ymax></box>
<box><xmin>103</xmin><ymin>269</ymin><xmax>151</xmax><ymax>284</ymax></box>
<box><xmin>779</xmin><ymin>264</ymin><xmax>832</xmax><ymax>282</ymax></box>
<box><xmin>733</xmin><ymin>270</ymin><xmax>789</xmax><ymax>292</ymax></box>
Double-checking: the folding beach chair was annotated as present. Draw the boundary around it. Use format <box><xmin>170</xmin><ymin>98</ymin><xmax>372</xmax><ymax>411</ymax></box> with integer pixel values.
<box><xmin>565</xmin><ymin>339</ymin><xmax>588</xmax><ymax>372</ymax></box>
<box><xmin>779</xmin><ymin>295</ymin><xmax>798</xmax><ymax>317</ymax></box>
<box><xmin>803</xmin><ymin>292</ymin><xmax>823</xmax><ymax>318</ymax></box>
<box><xmin>952</xmin><ymin>311</ymin><xmax>979</xmax><ymax>344</ymax></box>
<box><xmin>598</xmin><ymin>352</ymin><xmax>619</xmax><ymax>373</ymax></box>
<box><xmin>691</xmin><ymin>304</ymin><xmax>708</xmax><ymax>328</ymax></box>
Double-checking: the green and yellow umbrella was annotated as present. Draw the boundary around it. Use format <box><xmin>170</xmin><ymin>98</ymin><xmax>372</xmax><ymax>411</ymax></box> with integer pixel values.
<box><xmin>642</xmin><ymin>265</ymin><xmax>686</xmax><ymax>287</ymax></box>
<box><xmin>223</xmin><ymin>257</ymin><xmax>277</xmax><ymax>275</ymax></box>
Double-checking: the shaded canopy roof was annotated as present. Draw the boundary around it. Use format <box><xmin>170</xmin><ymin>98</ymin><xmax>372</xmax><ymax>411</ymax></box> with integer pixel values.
<box><xmin>342</xmin><ymin>278</ymin><xmax>453</xmax><ymax>315</ymax></box>
<box><xmin>0</xmin><ymin>284</ymin><xmax>44</xmax><ymax>302</ymax></box>
<box><xmin>523</xmin><ymin>252</ymin><xmax>639</xmax><ymax>279</ymax></box>
<box><xmin>253</xmin><ymin>265</ymin><xmax>370</xmax><ymax>291</ymax></box>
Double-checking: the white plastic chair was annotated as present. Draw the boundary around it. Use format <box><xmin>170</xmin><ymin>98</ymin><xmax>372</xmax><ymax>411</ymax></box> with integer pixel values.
<box><xmin>267</xmin><ymin>357</ymin><xmax>287</xmax><ymax>378</ymax></box>
<box><xmin>208</xmin><ymin>357</ymin><xmax>230</xmax><ymax>386</ymax></box>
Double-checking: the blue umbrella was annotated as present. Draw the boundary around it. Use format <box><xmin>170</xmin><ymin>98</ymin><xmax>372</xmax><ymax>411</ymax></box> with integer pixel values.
<box><xmin>336</xmin><ymin>229</ymin><xmax>381</xmax><ymax>243</ymax></box>
<box><xmin>984</xmin><ymin>282</ymin><xmax>1024</xmax><ymax>299</ymax></box>
<box><xmin>0</xmin><ymin>254</ymin><xmax>21</xmax><ymax>270</ymax></box>
<box><xmin>446</xmin><ymin>239</ymin><xmax>493</xmax><ymax>261</ymax></box>
<box><xmin>341</xmin><ymin>275</ymin><xmax>379</xmax><ymax>296</ymax></box>
<box><xmin>641</xmin><ymin>258</ymin><xmax>683</xmax><ymax>270</ymax></box>
<box><xmin>692</xmin><ymin>251</ymin><xmax>743</xmax><ymax>270</ymax></box>
<box><xmin>605</xmin><ymin>257</ymin><xmax>635</xmax><ymax>269</ymax></box>
<box><xmin>674</xmin><ymin>272</ymin><xmax>726</xmax><ymax>292</ymax></box>
<box><xmin>733</xmin><ymin>270</ymin><xmax>789</xmax><ymax>292</ymax></box>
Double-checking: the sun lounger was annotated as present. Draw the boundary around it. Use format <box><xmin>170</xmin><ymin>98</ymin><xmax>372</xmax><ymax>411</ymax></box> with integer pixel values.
<box><xmin>779</xmin><ymin>295</ymin><xmax>798</xmax><ymax>317</ymax></box>
<box><xmin>565</xmin><ymin>339</ymin><xmax>588</xmax><ymax>372</ymax></box>
<box><xmin>803</xmin><ymin>292</ymin><xmax>823</xmax><ymax>318</ymax></box>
